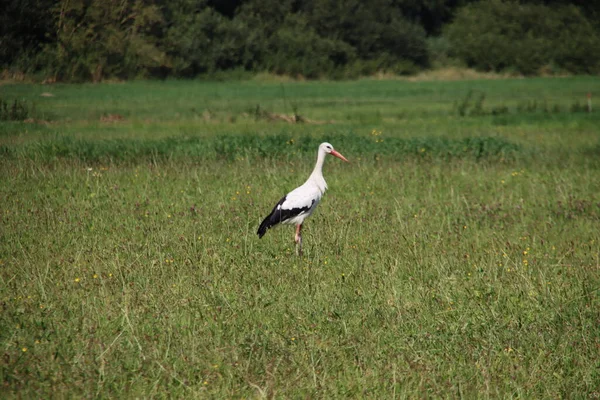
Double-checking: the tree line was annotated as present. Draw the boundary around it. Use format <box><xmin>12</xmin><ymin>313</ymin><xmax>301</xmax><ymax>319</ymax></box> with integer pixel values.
<box><xmin>1</xmin><ymin>0</ymin><xmax>599</xmax><ymax>82</ymax></box>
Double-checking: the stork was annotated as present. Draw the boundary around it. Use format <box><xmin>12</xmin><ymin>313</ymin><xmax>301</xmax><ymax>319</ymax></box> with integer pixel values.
<box><xmin>257</xmin><ymin>142</ymin><xmax>349</xmax><ymax>256</ymax></box>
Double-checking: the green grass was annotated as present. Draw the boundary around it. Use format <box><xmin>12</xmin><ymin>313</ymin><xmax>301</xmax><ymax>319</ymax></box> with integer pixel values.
<box><xmin>1</xmin><ymin>77</ymin><xmax>600</xmax><ymax>398</ymax></box>
<box><xmin>0</xmin><ymin>134</ymin><xmax>523</xmax><ymax>163</ymax></box>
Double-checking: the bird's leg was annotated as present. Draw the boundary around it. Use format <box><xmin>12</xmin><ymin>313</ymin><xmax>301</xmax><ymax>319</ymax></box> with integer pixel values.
<box><xmin>294</xmin><ymin>224</ymin><xmax>302</xmax><ymax>243</ymax></box>
<box><xmin>295</xmin><ymin>224</ymin><xmax>303</xmax><ymax>256</ymax></box>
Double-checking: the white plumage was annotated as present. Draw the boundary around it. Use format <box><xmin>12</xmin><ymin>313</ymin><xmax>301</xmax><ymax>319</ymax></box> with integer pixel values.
<box><xmin>257</xmin><ymin>142</ymin><xmax>349</xmax><ymax>255</ymax></box>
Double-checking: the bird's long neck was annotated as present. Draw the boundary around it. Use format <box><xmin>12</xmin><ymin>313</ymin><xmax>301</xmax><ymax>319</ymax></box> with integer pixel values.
<box><xmin>307</xmin><ymin>148</ymin><xmax>327</xmax><ymax>191</ymax></box>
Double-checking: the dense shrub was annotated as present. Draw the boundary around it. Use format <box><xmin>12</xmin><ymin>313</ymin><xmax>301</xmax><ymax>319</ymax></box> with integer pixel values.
<box><xmin>0</xmin><ymin>0</ymin><xmax>56</xmax><ymax>71</ymax></box>
<box><xmin>46</xmin><ymin>0</ymin><xmax>168</xmax><ymax>81</ymax></box>
<box><xmin>0</xmin><ymin>98</ymin><xmax>31</xmax><ymax>121</ymax></box>
<box><xmin>263</xmin><ymin>15</ymin><xmax>356</xmax><ymax>79</ymax></box>
<box><xmin>446</xmin><ymin>0</ymin><xmax>600</xmax><ymax>75</ymax></box>
<box><xmin>163</xmin><ymin>2</ymin><xmax>264</xmax><ymax>77</ymax></box>
<box><xmin>302</xmin><ymin>0</ymin><xmax>429</xmax><ymax>71</ymax></box>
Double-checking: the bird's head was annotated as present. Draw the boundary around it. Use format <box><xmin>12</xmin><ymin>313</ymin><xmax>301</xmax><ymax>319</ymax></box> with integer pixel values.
<box><xmin>321</xmin><ymin>142</ymin><xmax>349</xmax><ymax>162</ymax></box>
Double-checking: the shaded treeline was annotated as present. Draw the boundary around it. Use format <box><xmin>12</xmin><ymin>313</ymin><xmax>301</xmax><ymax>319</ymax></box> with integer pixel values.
<box><xmin>1</xmin><ymin>0</ymin><xmax>599</xmax><ymax>81</ymax></box>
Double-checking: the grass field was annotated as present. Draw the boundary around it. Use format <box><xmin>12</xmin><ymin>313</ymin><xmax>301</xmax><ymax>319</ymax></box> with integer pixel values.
<box><xmin>1</xmin><ymin>76</ymin><xmax>600</xmax><ymax>398</ymax></box>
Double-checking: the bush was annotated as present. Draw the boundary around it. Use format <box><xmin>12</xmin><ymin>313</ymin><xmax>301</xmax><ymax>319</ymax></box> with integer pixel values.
<box><xmin>426</xmin><ymin>36</ymin><xmax>454</xmax><ymax>68</ymax></box>
<box><xmin>304</xmin><ymin>0</ymin><xmax>429</xmax><ymax>72</ymax></box>
<box><xmin>445</xmin><ymin>0</ymin><xmax>600</xmax><ymax>75</ymax></box>
<box><xmin>0</xmin><ymin>98</ymin><xmax>31</xmax><ymax>121</ymax></box>
<box><xmin>45</xmin><ymin>0</ymin><xmax>168</xmax><ymax>82</ymax></box>
<box><xmin>164</xmin><ymin>4</ymin><xmax>264</xmax><ymax>77</ymax></box>
<box><xmin>264</xmin><ymin>15</ymin><xmax>356</xmax><ymax>79</ymax></box>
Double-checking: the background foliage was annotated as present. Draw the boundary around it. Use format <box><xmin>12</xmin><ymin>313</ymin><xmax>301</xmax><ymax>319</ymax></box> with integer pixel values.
<box><xmin>445</xmin><ymin>0</ymin><xmax>600</xmax><ymax>75</ymax></box>
<box><xmin>1</xmin><ymin>0</ymin><xmax>599</xmax><ymax>81</ymax></box>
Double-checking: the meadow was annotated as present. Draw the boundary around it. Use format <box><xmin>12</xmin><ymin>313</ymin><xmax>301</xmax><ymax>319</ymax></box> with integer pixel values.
<box><xmin>1</xmin><ymin>76</ymin><xmax>599</xmax><ymax>398</ymax></box>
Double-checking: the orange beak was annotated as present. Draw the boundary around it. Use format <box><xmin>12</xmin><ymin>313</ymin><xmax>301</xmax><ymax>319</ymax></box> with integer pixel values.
<box><xmin>330</xmin><ymin>149</ymin><xmax>349</xmax><ymax>163</ymax></box>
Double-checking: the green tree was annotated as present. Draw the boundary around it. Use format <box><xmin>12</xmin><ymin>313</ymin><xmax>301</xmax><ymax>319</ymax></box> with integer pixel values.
<box><xmin>446</xmin><ymin>0</ymin><xmax>600</xmax><ymax>74</ymax></box>
<box><xmin>0</xmin><ymin>0</ymin><xmax>57</xmax><ymax>70</ymax></box>
<box><xmin>264</xmin><ymin>14</ymin><xmax>356</xmax><ymax>78</ymax></box>
<box><xmin>392</xmin><ymin>0</ymin><xmax>475</xmax><ymax>35</ymax></box>
<box><xmin>47</xmin><ymin>0</ymin><xmax>167</xmax><ymax>81</ymax></box>
<box><xmin>301</xmin><ymin>0</ymin><xmax>429</xmax><ymax>71</ymax></box>
<box><xmin>231</xmin><ymin>1</ymin><xmax>357</xmax><ymax>78</ymax></box>
<box><xmin>163</xmin><ymin>0</ymin><xmax>262</xmax><ymax>76</ymax></box>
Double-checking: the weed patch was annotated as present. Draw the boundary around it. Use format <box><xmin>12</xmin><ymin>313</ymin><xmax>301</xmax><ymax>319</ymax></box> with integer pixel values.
<box><xmin>0</xmin><ymin>97</ymin><xmax>32</xmax><ymax>121</ymax></box>
<box><xmin>454</xmin><ymin>90</ymin><xmax>594</xmax><ymax>117</ymax></box>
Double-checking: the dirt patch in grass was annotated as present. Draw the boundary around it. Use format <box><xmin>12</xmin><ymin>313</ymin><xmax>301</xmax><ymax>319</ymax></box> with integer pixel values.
<box><xmin>100</xmin><ymin>113</ymin><xmax>126</xmax><ymax>123</ymax></box>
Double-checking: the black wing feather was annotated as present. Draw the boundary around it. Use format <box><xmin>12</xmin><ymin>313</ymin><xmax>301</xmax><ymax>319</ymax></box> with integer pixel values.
<box><xmin>257</xmin><ymin>196</ymin><xmax>314</xmax><ymax>238</ymax></box>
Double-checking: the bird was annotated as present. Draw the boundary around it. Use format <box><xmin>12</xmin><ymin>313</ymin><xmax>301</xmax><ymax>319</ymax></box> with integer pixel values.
<box><xmin>257</xmin><ymin>142</ymin><xmax>349</xmax><ymax>255</ymax></box>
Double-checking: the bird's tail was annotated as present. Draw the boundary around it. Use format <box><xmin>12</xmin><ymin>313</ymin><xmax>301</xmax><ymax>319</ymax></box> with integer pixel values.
<box><xmin>257</xmin><ymin>216</ymin><xmax>272</xmax><ymax>238</ymax></box>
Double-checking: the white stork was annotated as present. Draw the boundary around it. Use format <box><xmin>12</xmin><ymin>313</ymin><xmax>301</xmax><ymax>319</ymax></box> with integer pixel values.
<box><xmin>257</xmin><ymin>142</ymin><xmax>349</xmax><ymax>255</ymax></box>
